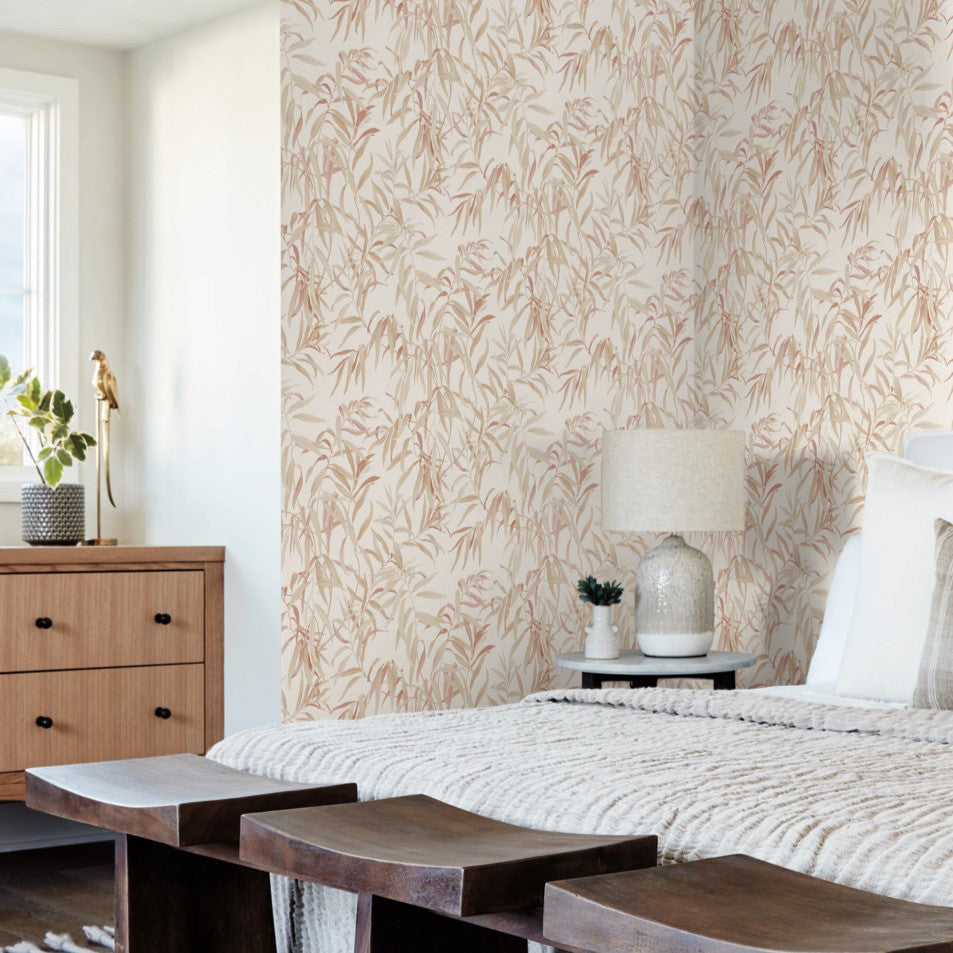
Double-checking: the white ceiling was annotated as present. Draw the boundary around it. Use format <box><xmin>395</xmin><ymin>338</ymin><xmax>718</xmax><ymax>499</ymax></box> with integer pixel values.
<box><xmin>0</xmin><ymin>0</ymin><xmax>261</xmax><ymax>50</ymax></box>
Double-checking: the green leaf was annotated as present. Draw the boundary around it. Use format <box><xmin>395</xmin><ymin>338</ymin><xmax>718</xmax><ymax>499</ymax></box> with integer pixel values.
<box><xmin>0</xmin><ymin>366</ymin><xmax>92</xmax><ymax>479</ymax></box>
<box><xmin>577</xmin><ymin>575</ymin><xmax>624</xmax><ymax>606</ymax></box>
<box><xmin>69</xmin><ymin>435</ymin><xmax>86</xmax><ymax>461</ymax></box>
<box><xmin>43</xmin><ymin>456</ymin><xmax>63</xmax><ymax>488</ymax></box>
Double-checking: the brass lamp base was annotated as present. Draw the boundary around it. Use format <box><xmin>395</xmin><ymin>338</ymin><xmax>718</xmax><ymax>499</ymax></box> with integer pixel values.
<box><xmin>81</xmin><ymin>538</ymin><xmax>118</xmax><ymax>546</ymax></box>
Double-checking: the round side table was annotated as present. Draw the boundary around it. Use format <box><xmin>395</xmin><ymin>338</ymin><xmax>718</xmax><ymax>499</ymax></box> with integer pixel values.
<box><xmin>554</xmin><ymin>649</ymin><xmax>757</xmax><ymax>690</ymax></box>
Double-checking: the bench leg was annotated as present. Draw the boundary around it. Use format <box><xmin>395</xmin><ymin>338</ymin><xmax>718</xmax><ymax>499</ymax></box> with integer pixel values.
<box><xmin>354</xmin><ymin>893</ymin><xmax>526</xmax><ymax>953</ymax></box>
<box><xmin>115</xmin><ymin>834</ymin><xmax>276</xmax><ymax>953</ymax></box>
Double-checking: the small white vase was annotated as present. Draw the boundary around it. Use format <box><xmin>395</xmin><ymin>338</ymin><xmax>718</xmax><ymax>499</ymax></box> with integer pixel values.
<box><xmin>584</xmin><ymin>604</ymin><xmax>620</xmax><ymax>659</ymax></box>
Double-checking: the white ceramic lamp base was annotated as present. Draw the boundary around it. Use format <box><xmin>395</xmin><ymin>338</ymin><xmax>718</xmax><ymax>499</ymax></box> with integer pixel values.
<box><xmin>635</xmin><ymin>534</ymin><xmax>714</xmax><ymax>658</ymax></box>
<box><xmin>637</xmin><ymin>631</ymin><xmax>713</xmax><ymax>657</ymax></box>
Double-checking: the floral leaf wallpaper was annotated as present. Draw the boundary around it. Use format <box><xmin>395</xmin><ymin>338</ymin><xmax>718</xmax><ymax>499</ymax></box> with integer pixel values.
<box><xmin>281</xmin><ymin>0</ymin><xmax>696</xmax><ymax>718</ymax></box>
<box><xmin>281</xmin><ymin>0</ymin><xmax>953</xmax><ymax>719</ymax></box>
<box><xmin>696</xmin><ymin>0</ymin><xmax>953</xmax><ymax>686</ymax></box>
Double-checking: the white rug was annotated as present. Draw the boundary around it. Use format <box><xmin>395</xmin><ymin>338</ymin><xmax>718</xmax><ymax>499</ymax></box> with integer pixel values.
<box><xmin>4</xmin><ymin>925</ymin><xmax>114</xmax><ymax>953</ymax></box>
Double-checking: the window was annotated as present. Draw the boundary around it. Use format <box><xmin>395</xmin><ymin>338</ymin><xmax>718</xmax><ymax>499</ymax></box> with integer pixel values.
<box><xmin>0</xmin><ymin>111</ymin><xmax>25</xmax><ymax>465</ymax></box>
<box><xmin>0</xmin><ymin>68</ymin><xmax>78</xmax><ymax>497</ymax></box>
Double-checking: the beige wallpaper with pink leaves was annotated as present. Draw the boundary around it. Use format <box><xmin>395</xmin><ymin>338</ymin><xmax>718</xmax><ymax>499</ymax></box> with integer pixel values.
<box><xmin>280</xmin><ymin>0</ymin><xmax>953</xmax><ymax>719</ymax></box>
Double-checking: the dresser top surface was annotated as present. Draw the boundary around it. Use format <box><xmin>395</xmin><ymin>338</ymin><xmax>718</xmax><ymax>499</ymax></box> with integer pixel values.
<box><xmin>0</xmin><ymin>545</ymin><xmax>224</xmax><ymax>566</ymax></box>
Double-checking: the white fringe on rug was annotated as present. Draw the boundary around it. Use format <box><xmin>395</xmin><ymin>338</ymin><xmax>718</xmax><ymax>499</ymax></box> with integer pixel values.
<box><xmin>43</xmin><ymin>934</ymin><xmax>90</xmax><ymax>953</ymax></box>
<box><xmin>81</xmin><ymin>928</ymin><xmax>113</xmax><ymax>951</ymax></box>
<box><xmin>4</xmin><ymin>926</ymin><xmax>114</xmax><ymax>953</ymax></box>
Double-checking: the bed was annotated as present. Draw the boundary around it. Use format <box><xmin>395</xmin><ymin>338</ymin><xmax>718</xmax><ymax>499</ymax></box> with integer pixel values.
<box><xmin>210</xmin><ymin>432</ymin><xmax>953</xmax><ymax>952</ymax></box>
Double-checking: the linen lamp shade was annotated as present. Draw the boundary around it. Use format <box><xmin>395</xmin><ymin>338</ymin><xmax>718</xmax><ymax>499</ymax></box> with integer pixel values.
<box><xmin>600</xmin><ymin>429</ymin><xmax>746</xmax><ymax>657</ymax></box>
<box><xmin>601</xmin><ymin>429</ymin><xmax>745</xmax><ymax>533</ymax></box>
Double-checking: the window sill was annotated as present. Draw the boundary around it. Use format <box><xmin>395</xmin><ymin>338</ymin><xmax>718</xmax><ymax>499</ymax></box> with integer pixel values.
<box><xmin>0</xmin><ymin>469</ymin><xmax>88</xmax><ymax>503</ymax></box>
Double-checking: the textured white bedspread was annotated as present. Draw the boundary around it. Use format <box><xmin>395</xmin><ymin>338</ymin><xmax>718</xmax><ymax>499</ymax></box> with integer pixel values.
<box><xmin>748</xmin><ymin>683</ymin><xmax>907</xmax><ymax>710</ymax></box>
<box><xmin>210</xmin><ymin>688</ymin><xmax>953</xmax><ymax>952</ymax></box>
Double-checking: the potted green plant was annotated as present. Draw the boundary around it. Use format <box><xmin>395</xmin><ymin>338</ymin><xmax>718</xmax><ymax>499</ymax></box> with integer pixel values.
<box><xmin>0</xmin><ymin>356</ymin><xmax>96</xmax><ymax>545</ymax></box>
<box><xmin>577</xmin><ymin>576</ymin><xmax>624</xmax><ymax>660</ymax></box>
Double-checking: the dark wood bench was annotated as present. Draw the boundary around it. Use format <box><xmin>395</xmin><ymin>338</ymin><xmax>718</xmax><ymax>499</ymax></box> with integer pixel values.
<box><xmin>29</xmin><ymin>758</ymin><xmax>953</xmax><ymax>953</ymax></box>
<box><xmin>543</xmin><ymin>854</ymin><xmax>953</xmax><ymax>953</ymax></box>
<box><xmin>240</xmin><ymin>792</ymin><xmax>657</xmax><ymax>952</ymax></box>
<box><xmin>26</xmin><ymin>754</ymin><xmax>357</xmax><ymax>953</ymax></box>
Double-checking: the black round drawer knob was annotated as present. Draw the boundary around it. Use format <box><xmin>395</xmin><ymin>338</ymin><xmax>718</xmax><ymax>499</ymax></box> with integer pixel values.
<box><xmin>35</xmin><ymin>716</ymin><xmax>53</xmax><ymax>729</ymax></box>
<box><xmin>35</xmin><ymin>617</ymin><xmax>53</xmax><ymax>629</ymax></box>
<box><xmin>154</xmin><ymin>707</ymin><xmax>172</xmax><ymax>720</ymax></box>
<box><xmin>154</xmin><ymin>613</ymin><xmax>172</xmax><ymax>625</ymax></box>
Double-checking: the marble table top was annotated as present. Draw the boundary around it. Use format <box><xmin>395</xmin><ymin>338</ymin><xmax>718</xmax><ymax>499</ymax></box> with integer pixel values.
<box><xmin>554</xmin><ymin>649</ymin><xmax>757</xmax><ymax>677</ymax></box>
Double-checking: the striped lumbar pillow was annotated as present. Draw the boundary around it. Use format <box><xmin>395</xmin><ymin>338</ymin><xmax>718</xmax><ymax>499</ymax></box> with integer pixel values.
<box><xmin>913</xmin><ymin>518</ymin><xmax>953</xmax><ymax>709</ymax></box>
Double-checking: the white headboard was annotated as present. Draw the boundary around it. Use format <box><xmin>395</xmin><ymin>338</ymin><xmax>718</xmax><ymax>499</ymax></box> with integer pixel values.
<box><xmin>905</xmin><ymin>431</ymin><xmax>953</xmax><ymax>470</ymax></box>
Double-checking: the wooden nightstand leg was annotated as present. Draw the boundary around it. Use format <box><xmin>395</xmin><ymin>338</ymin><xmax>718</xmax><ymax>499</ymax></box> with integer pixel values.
<box><xmin>712</xmin><ymin>671</ymin><xmax>736</xmax><ymax>690</ymax></box>
<box><xmin>115</xmin><ymin>835</ymin><xmax>276</xmax><ymax>953</ymax></box>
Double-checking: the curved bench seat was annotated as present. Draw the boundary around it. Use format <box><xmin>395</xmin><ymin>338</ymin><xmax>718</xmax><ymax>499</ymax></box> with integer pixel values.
<box><xmin>543</xmin><ymin>854</ymin><xmax>953</xmax><ymax>953</ymax></box>
<box><xmin>27</xmin><ymin>753</ymin><xmax>355</xmax><ymax>847</ymax></box>
<box><xmin>241</xmin><ymin>792</ymin><xmax>657</xmax><ymax>918</ymax></box>
<box><xmin>25</xmin><ymin>754</ymin><xmax>359</xmax><ymax>953</ymax></box>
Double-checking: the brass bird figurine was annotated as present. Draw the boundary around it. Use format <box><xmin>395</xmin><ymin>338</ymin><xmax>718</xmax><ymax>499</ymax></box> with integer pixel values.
<box><xmin>90</xmin><ymin>350</ymin><xmax>119</xmax><ymax>507</ymax></box>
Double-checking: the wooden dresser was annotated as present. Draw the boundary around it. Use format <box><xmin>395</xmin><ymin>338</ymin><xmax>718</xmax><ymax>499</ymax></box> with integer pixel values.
<box><xmin>0</xmin><ymin>546</ymin><xmax>224</xmax><ymax>801</ymax></box>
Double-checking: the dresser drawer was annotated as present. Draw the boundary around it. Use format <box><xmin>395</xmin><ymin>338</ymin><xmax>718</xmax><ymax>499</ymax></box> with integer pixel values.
<box><xmin>0</xmin><ymin>664</ymin><xmax>205</xmax><ymax>771</ymax></box>
<box><xmin>0</xmin><ymin>571</ymin><xmax>204</xmax><ymax>673</ymax></box>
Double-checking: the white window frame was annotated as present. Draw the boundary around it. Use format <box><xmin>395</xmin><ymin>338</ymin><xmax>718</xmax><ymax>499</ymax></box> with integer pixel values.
<box><xmin>0</xmin><ymin>68</ymin><xmax>78</xmax><ymax>501</ymax></box>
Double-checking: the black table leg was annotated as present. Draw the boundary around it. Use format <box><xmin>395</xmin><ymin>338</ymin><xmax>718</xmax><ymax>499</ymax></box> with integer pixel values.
<box><xmin>712</xmin><ymin>671</ymin><xmax>736</xmax><ymax>690</ymax></box>
<box><xmin>628</xmin><ymin>676</ymin><xmax>659</xmax><ymax>689</ymax></box>
<box><xmin>580</xmin><ymin>670</ymin><xmax>738</xmax><ymax>690</ymax></box>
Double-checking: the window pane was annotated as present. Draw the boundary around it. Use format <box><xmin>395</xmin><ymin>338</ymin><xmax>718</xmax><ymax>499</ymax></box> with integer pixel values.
<box><xmin>0</xmin><ymin>112</ymin><xmax>25</xmax><ymax>293</ymax></box>
<box><xmin>0</xmin><ymin>292</ymin><xmax>23</xmax><ymax>364</ymax></box>
<box><xmin>0</xmin><ymin>293</ymin><xmax>23</xmax><ymax>466</ymax></box>
<box><xmin>0</xmin><ymin>415</ymin><xmax>23</xmax><ymax>467</ymax></box>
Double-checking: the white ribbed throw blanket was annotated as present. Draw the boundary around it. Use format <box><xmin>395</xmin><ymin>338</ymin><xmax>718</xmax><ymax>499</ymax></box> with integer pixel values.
<box><xmin>210</xmin><ymin>688</ymin><xmax>953</xmax><ymax>952</ymax></box>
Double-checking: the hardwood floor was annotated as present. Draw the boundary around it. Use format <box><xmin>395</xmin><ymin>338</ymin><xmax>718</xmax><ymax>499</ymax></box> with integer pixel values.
<box><xmin>0</xmin><ymin>842</ymin><xmax>113</xmax><ymax>949</ymax></box>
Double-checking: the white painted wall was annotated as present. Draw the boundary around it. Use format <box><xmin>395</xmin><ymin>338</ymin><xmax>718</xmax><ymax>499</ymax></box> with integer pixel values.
<box><xmin>0</xmin><ymin>0</ymin><xmax>259</xmax><ymax>51</ymax></box>
<box><xmin>0</xmin><ymin>4</ymin><xmax>280</xmax><ymax>851</ymax></box>
<box><xmin>0</xmin><ymin>29</ymin><xmax>127</xmax><ymax>851</ymax></box>
<box><xmin>124</xmin><ymin>2</ymin><xmax>281</xmax><ymax>734</ymax></box>
<box><xmin>0</xmin><ymin>30</ymin><xmax>127</xmax><ymax>543</ymax></box>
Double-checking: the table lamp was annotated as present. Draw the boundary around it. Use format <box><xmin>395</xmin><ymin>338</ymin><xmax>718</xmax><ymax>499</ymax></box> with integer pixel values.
<box><xmin>601</xmin><ymin>429</ymin><xmax>745</xmax><ymax>657</ymax></box>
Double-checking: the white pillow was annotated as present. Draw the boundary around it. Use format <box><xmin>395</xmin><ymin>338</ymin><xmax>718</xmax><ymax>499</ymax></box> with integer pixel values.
<box><xmin>806</xmin><ymin>535</ymin><xmax>861</xmax><ymax>688</ymax></box>
<box><xmin>836</xmin><ymin>453</ymin><xmax>953</xmax><ymax>702</ymax></box>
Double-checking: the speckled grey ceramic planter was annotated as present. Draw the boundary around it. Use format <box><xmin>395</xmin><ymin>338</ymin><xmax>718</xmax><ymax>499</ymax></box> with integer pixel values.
<box><xmin>21</xmin><ymin>483</ymin><xmax>85</xmax><ymax>545</ymax></box>
<box><xmin>634</xmin><ymin>533</ymin><xmax>714</xmax><ymax>657</ymax></box>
